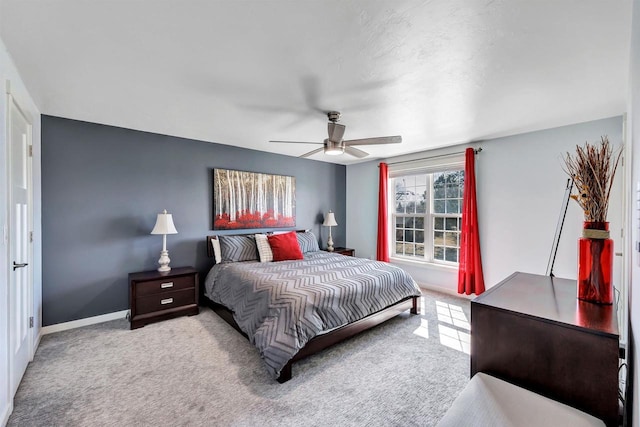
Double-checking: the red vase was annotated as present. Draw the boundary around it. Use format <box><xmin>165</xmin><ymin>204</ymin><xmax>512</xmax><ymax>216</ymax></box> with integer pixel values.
<box><xmin>577</xmin><ymin>221</ymin><xmax>613</xmax><ymax>304</ymax></box>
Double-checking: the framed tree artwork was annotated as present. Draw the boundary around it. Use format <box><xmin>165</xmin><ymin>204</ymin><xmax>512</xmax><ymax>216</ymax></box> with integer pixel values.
<box><xmin>213</xmin><ymin>168</ymin><xmax>296</xmax><ymax>230</ymax></box>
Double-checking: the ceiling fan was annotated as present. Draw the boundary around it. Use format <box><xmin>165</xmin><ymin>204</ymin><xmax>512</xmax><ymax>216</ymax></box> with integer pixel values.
<box><xmin>269</xmin><ymin>111</ymin><xmax>402</xmax><ymax>158</ymax></box>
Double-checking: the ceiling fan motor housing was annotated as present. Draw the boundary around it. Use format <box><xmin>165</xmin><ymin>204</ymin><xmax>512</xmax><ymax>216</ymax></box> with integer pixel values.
<box><xmin>327</xmin><ymin>111</ymin><xmax>341</xmax><ymax>122</ymax></box>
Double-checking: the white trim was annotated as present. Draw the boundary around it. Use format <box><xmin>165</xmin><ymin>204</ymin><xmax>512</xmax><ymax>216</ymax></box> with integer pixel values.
<box><xmin>41</xmin><ymin>310</ymin><xmax>128</xmax><ymax>335</ymax></box>
<box><xmin>418</xmin><ymin>283</ymin><xmax>474</xmax><ymax>299</ymax></box>
<box><xmin>32</xmin><ymin>331</ymin><xmax>42</xmax><ymax>361</ymax></box>
<box><xmin>1</xmin><ymin>401</ymin><xmax>13</xmax><ymax>427</ymax></box>
<box><xmin>390</xmin><ymin>256</ymin><xmax>458</xmax><ymax>272</ymax></box>
<box><xmin>6</xmin><ymin>87</ymin><xmax>34</xmax><ymax>401</ymax></box>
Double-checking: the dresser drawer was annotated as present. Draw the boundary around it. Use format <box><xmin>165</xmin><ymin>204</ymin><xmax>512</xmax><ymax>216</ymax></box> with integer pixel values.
<box><xmin>135</xmin><ymin>274</ymin><xmax>195</xmax><ymax>297</ymax></box>
<box><xmin>135</xmin><ymin>288</ymin><xmax>196</xmax><ymax>315</ymax></box>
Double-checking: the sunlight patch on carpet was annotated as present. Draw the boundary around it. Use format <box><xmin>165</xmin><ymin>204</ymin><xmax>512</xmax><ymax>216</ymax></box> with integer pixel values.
<box><xmin>413</xmin><ymin>318</ymin><xmax>429</xmax><ymax>339</ymax></box>
<box><xmin>435</xmin><ymin>300</ymin><xmax>471</xmax><ymax>354</ymax></box>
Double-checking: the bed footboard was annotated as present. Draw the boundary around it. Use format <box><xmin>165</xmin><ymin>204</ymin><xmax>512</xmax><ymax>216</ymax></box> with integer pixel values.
<box><xmin>205</xmin><ymin>295</ymin><xmax>419</xmax><ymax>383</ymax></box>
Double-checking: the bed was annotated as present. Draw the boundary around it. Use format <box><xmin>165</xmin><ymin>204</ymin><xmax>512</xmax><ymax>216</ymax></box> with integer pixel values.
<box><xmin>203</xmin><ymin>231</ymin><xmax>422</xmax><ymax>382</ymax></box>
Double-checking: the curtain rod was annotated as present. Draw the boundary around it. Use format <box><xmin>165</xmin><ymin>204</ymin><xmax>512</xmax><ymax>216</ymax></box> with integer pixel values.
<box><xmin>384</xmin><ymin>147</ymin><xmax>482</xmax><ymax>166</ymax></box>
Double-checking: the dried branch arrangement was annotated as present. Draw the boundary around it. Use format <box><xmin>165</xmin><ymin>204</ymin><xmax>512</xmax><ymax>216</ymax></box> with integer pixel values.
<box><xmin>563</xmin><ymin>136</ymin><xmax>622</xmax><ymax>222</ymax></box>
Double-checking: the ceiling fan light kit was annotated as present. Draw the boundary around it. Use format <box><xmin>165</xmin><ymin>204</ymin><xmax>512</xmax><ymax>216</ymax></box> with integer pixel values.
<box><xmin>324</xmin><ymin>139</ymin><xmax>344</xmax><ymax>155</ymax></box>
<box><xmin>269</xmin><ymin>111</ymin><xmax>402</xmax><ymax>158</ymax></box>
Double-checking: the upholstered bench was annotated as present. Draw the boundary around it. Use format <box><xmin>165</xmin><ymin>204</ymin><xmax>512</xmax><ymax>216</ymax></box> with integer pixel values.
<box><xmin>437</xmin><ymin>373</ymin><xmax>605</xmax><ymax>427</ymax></box>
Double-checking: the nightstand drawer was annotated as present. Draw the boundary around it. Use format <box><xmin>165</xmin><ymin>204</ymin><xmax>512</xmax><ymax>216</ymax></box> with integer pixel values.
<box><xmin>129</xmin><ymin>266</ymin><xmax>199</xmax><ymax>329</ymax></box>
<box><xmin>331</xmin><ymin>247</ymin><xmax>355</xmax><ymax>256</ymax></box>
<box><xmin>136</xmin><ymin>288</ymin><xmax>196</xmax><ymax>315</ymax></box>
<box><xmin>135</xmin><ymin>274</ymin><xmax>195</xmax><ymax>297</ymax></box>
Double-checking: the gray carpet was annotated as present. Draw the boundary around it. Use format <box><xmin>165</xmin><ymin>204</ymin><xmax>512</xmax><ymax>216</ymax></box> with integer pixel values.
<box><xmin>8</xmin><ymin>290</ymin><xmax>470</xmax><ymax>427</ymax></box>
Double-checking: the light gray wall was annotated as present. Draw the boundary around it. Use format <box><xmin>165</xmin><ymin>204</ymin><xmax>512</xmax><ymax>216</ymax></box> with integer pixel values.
<box><xmin>42</xmin><ymin>116</ymin><xmax>346</xmax><ymax>326</ymax></box>
<box><xmin>347</xmin><ymin>116</ymin><xmax>624</xmax><ymax>293</ymax></box>
<box><xmin>628</xmin><ymin>0</ymin><xmax>639</xmax><ymax>424</ymax></box>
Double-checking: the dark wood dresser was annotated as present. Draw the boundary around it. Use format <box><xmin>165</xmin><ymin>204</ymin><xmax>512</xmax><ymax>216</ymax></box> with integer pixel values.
<box><xmin>471</xmin><ymin>272</ymin><xmax>619</xmax><ymax>426</ymax></box>
<box><xmin>129</xmin><ymin>266</ymin><xmax>199</xmax><ymax>330</ymax></box>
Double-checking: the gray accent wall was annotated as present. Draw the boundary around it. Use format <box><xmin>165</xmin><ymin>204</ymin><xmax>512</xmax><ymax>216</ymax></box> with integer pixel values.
<box><xmin>42</xmin><ymin>116</ymin><xmax>346</xmax><ymax>326</ymax></box>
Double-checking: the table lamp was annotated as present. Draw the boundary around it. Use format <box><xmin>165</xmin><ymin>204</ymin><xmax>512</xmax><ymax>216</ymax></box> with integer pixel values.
<box><xmin>151</xmin><ymin>209</ymin><xmax>178</xmax><ymax>272</ymax></box>
<box><xmin>323</xmin><ymin>210</ymin><xmax>338</xmax><ymax>252</ymax></box>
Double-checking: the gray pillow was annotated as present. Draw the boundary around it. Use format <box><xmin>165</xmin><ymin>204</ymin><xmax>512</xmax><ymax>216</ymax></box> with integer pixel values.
<box><xmin>218</xmin><ymin>235</ymin><xmax>258</xmax><ymax>262</ymax></box>
<box><xmin>296</xmin><ymin>231</ymin><xmax>320</xmax><ymax>253</ymax></box>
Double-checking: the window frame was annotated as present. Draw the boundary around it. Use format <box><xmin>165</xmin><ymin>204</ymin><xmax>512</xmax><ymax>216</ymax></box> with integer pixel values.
<box><xmin>388</xmin><ymin>158</ymin><xmax>464</xmax><ymax>267</ymax></box>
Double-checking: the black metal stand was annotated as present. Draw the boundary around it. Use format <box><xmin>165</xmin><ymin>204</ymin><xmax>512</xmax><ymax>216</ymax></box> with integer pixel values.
<box><xmin>546</xmin><ymin>179</ymin><xmax>573</xmax><ymax>277</ymax></box>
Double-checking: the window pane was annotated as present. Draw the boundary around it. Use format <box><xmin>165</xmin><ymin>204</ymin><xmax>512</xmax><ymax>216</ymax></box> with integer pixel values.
<box><xmin>404</xmin><ymin>217</ymin><xmax>414</xmax><ymax>228</ymax></box>
<box><xmin>404</xmin><ymin>230</ymin><xmax>414</xmax><ymax>242</ymax></box>
<box><xmin>434</xmin><ymin>231</ymin><xmax>444</xmax><ymax>245</ymax></box>
<box><xmin>403</xmin><ymin>176</ymin><xmax>416</xmax><ymax>187</ymax></box>
<box><xmin>416</xmin><ymin>230</ymin><xmax>424</xmax><ymax>243</ymax></box>
<box><xmin>396</xmin><ymin>217</ymin><xmax>404</xmax><ymax>226</ymax></box>
<box><xmin>446</xmin><ymin>199</ymin><xmax>459</xmax><ymax>214</ymax></box>
<box><xmin>415</xmin><ymin>217</ymin><xmax>425</xmax><ymax>229</ymax></box>
<box><xmin>395</xmin><ymin>242</ymin><xmax>404</xmax><ymax>255</ymax></box>
<box><xmin>433</xmin><ymin>172</ymin><xmax>444</xmax><ymax>185</ymax></box>
<box><xmin>416</xmin><ymin>200</ymin><xmax>427</xmax><ymax>214</ymax></box>
<box><xmin>416</xmin><ymin>244</ymin><xmax>425</xmax><ymax>256</ymax></box>
<box><xmin>434</xmin><ymin>184</ymin><xmax>445</xmax><ymax>199</ymax></box>
<box><xmin>434</xmin><ymin>246</ymin><xmax>444</xmax><ymax>260</ymax></box>
<box><xmin>405</xmin><ymin>243</ymin><xmax>416</xmax><ymax>256</ymax></box>
<box><xmin>434</xmin><ymin>199</ymin><xmax>445</xmax><ymax>213</ymax></box>
<box><xmin>434</xmin><ymin>217</ymin><xmax>444</xmax><ymax>230</ymax></box>
<box><xmin>396</xmin><ymin>229</ymin><xmax>403</xmax><ymax>241</ymax></box>
<box><xmin>444</xmin><ymin>232</ymin><xmax>458</xmax><ymax>247</ymax></box>
<box><xmin>445</xmin><ymin>218</ymin><xmax>458</xmax><ymax>231</ymax></box>
<box><xmin>446</xmin><ymin>184</ymin><xmax>458</xmax><ymax>198</ymax></box>
<box><xmin>445</xmin><ymin>247</ymin><xmax>458</xmax><ymax>262</ymax></box>
<box><xmin>395</xmin><ymin>202</ymin><xmax>405</xmax><ymax>214</ymax></box>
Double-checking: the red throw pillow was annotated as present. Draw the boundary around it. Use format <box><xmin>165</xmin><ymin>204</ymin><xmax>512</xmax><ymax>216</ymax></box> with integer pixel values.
<box><xmin>268</xmin><ymin>231</ymin><xmax>304</xmax><ymax>261</ymax></box>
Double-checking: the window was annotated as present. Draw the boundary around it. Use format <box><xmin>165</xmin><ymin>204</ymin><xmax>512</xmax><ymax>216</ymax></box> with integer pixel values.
<box><xmin>392</xmin><ymin>168</ymin><xmax>464</xmax><ymax>265</ymax></box>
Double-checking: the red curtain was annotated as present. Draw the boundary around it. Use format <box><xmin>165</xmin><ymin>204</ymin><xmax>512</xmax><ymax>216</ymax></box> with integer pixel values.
<box><xmin>458</xmin><ymin>148</ymin><xmax>485</xmax><ymax>295</ymax></box>
<box><xmin>377</xmin><ymin>162</ymin><xmax>390</xmax><ymax>262</ymax></box>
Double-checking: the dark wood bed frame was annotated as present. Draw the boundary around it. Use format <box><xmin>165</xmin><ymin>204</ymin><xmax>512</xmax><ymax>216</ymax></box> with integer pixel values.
<box><xmin>204</xmin><ymin>233</ymin><xmax>420</xmax><ymax>383</ymax></box>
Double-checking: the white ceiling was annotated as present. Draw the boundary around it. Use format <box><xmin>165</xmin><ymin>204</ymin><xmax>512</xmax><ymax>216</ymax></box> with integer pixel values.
<box><xmin>0</xmin><ymin>0</ymin><xmax>632</xmax><ymax>165</ymax></box>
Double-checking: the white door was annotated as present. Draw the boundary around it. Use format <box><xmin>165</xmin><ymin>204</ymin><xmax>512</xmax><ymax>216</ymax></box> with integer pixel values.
<box><xmin>8</xmin><ymin>91</ymin><xmax>32</xmax><ymax>396</ymax></box>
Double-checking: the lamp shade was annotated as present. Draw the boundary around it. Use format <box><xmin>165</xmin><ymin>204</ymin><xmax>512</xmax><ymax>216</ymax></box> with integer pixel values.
<box><xmin>151</xmin><ymin>209</ymin><xmax>178</xmax><ymax>235</ymax></box>
<box><xmin>323</xmin><ymin>211</ymin><xmax>338</xmax><ymax>227</ymax></box>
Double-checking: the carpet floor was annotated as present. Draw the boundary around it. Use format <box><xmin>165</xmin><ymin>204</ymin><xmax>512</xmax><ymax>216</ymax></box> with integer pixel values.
<box><xmin>8</xmin><ymin>290</ymin><xmax>470</xmax><ymax>426</ymax></box>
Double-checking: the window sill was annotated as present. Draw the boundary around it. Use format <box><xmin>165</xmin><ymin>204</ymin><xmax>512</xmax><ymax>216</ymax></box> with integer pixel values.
<box><xmin>389</xmin><ymin>256</ymin><xmax>458</xmax><ymax>272</ymax></box>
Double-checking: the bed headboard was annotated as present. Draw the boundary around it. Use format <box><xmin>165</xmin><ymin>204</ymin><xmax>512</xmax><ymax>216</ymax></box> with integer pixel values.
<box><xmin>206</xmin><ymin>230</ymin><xmax>309</xmax><ymax>258</ymax></box>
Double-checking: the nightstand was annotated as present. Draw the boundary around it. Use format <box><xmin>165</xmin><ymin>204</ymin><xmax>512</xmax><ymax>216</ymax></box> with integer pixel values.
<box><xmin>328</xmin><ymin>247</ymin><xmax>355</xmax><ymax>256</ymax></box>
<box><xmin>129</xmin><ymin>266</ymin><xmax>199</xmax><ymax>330</ymax></box>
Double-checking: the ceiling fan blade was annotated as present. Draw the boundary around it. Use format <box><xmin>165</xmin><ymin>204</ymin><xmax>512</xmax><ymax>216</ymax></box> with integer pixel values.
<box><xmin>344</xmin><ymin>135</ymin><xmax>402</xmax><ymax>146</ymax></box>
<box><xmin>299</xmin><ymin>147</ymin><xmax>325</xmax><ymax>158</ymax></box>
<box><xmin>328</xmin><ymin>123</ymin><xmax>346</xmax><ymax>142</ymax></box>
<box><xmin>344</xmin><ymin>146</ymin><xmax>369</xmax><ymax>158</ymax></box>
<box><xmin>269</xmin><ymin>140</ymin><xmax>323</xmax><ymax>145</ymax></box>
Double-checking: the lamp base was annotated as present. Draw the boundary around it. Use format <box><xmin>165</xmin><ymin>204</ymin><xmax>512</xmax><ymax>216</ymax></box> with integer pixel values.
<box><xmin>327</xmin><ymin>236</ymin><xmax>334</xmax><ymax>252</ymax></box>
<box><xmin>157</xmin><ymin>250</ymin><xmax>171</xmax><ymax>272</ymax></box>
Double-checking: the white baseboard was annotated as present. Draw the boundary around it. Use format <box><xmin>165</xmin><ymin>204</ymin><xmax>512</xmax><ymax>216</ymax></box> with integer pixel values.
<box><xmin>41</xmin><ymin>310</ymin><xmax>128</xmax><ymax>335</ymax></box>
<box><xmin>418</xmin><ymin>283</ymin><xmax>474</xmax><ymax>299</ymax></box>
<box><xmin>32</xmin><ymin>330</ymin><xmax>43</xmax><ymax>360</ymax></box>
<box><xmin>1</xmin><ymin>401</ymin><xmax>13</xmax><ymax>427</ymax></box>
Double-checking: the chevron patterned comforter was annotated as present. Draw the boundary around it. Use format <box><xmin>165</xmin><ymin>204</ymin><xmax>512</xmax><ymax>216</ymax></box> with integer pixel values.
<box><xmin>204</xmin><ymin>251</ymin><xmax>421</xmax><ymax>378</ymax></box>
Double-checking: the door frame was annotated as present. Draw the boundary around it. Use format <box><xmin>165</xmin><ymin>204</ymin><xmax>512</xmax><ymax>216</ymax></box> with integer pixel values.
<box><xmin>6</xmin><ymin>80</ymin><xmax>34</xmax><ymax>396</ymax></box>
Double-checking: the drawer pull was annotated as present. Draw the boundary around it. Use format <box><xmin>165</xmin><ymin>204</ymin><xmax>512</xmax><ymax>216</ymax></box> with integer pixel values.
<box><xmin>160</xmin><ymin>298</ymin><xmax>174</xmax><ymax>305</ymax></box>
<box><xmin>161</xmin><ymin>282</ymin><xmax>174</xmax><ymax>289</ymax></box>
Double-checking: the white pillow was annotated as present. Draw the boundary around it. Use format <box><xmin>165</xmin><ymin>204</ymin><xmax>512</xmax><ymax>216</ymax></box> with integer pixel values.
<box><xmin>210</xmin><ymin>238</ymin><xmax>222</xmax><ymax>264</ymax></box>
<box><xmin>254</xmin><ymin>234</ymin><xmax>274</xmax><ymax>263</ymax></box>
